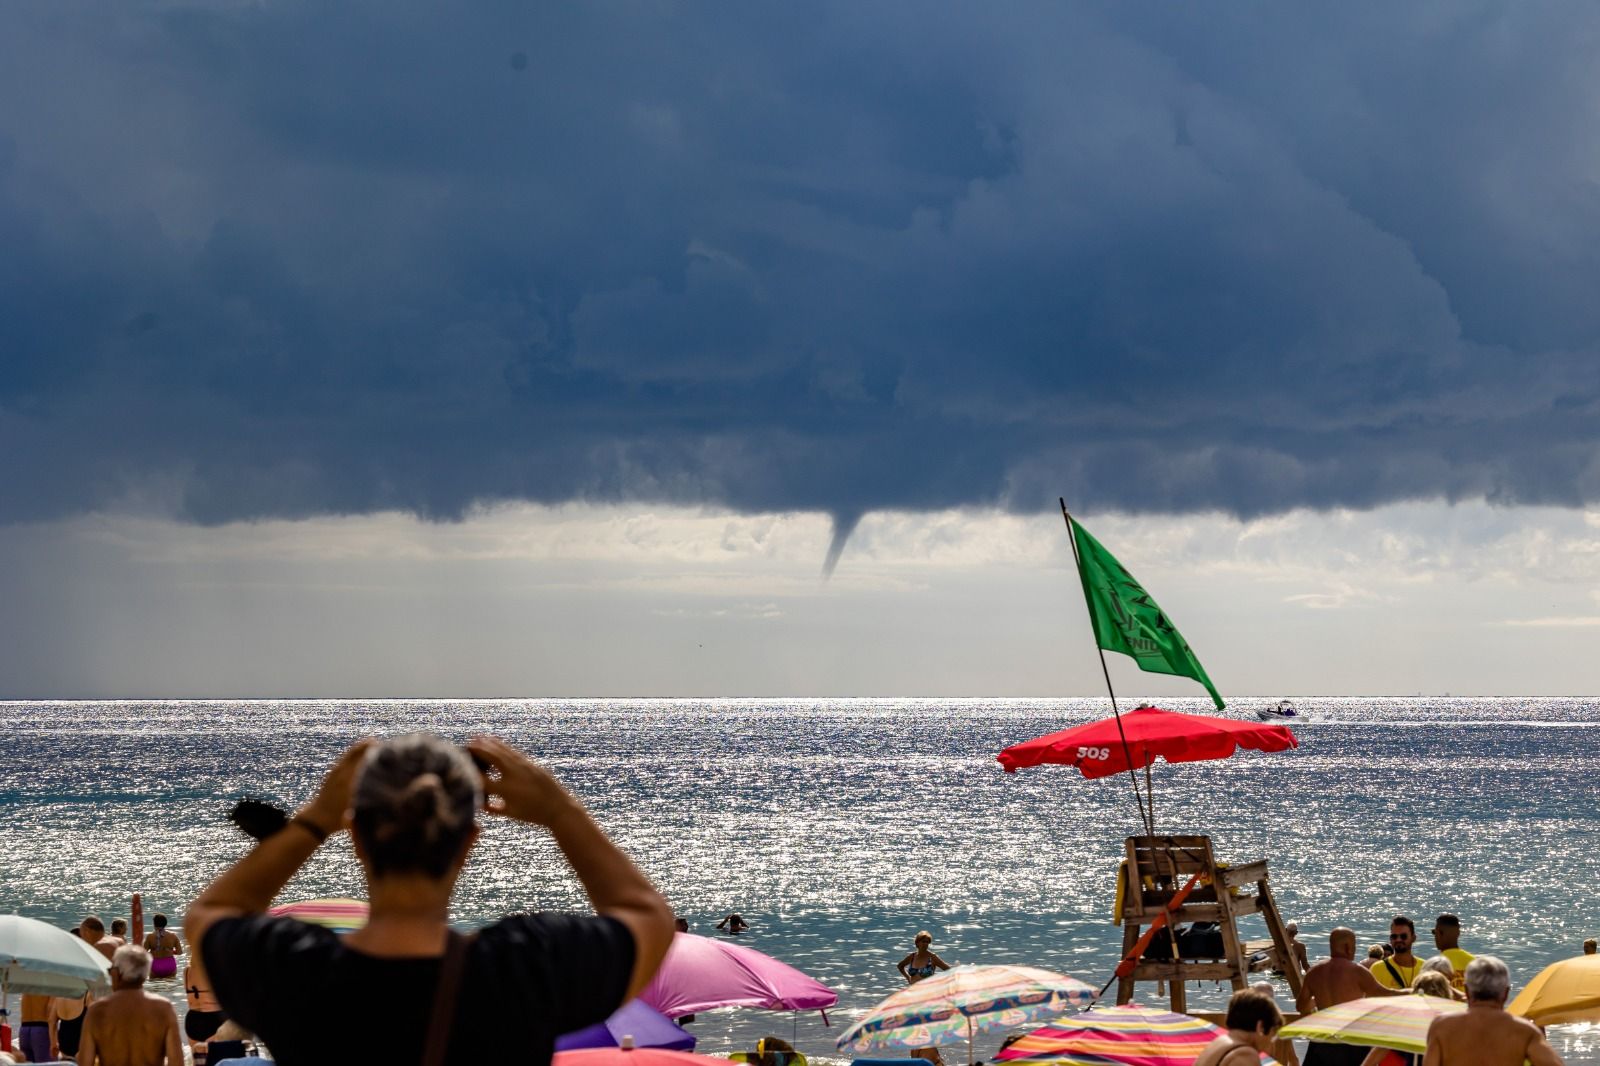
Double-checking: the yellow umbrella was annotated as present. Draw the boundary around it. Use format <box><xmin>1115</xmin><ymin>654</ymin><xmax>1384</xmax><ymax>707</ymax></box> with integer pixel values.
<box><xmin>1510</xmin><ymin>955</ymin><xmax>1600</xmax><ymax>1025</ymax></box>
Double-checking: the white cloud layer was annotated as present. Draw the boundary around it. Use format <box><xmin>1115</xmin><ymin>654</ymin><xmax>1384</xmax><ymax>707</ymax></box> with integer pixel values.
<box><xmin>3</xmin><ymin>499</ymin><xmax>1599</xmax><ymax>698</ymax></box>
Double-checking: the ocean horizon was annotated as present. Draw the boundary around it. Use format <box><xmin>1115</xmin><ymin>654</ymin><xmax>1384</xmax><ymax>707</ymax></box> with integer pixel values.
<box><xmin>5</xmin><ymin>696</ymin><xmax>1598</xmax><ymax>1062</ymax></box>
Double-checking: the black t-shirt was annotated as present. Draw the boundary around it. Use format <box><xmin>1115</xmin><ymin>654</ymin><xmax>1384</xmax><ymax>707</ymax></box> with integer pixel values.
<box><xmin>203</xmin><ymin>911</ymin><xmax>635</xmax><ymax>1065</ymax></box>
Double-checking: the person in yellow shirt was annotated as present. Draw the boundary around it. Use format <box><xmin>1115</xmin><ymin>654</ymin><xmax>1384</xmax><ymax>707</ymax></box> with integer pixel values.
<box><xmin>1373</xmin><ymin>915</ymin><xmax>1427</xmax><ymax>990</ymax></box>
<box><xmin>1430</xmin><ymin>914</ymin><xmax>1475</xmax><ymax>976</ymax></box>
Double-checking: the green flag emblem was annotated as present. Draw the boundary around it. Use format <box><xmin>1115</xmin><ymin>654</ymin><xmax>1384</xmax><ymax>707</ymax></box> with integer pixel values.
<box><xmin>1069</xmin><ymin>516</ymin><xmax>1225</xmax><ymax>710</ymax></box>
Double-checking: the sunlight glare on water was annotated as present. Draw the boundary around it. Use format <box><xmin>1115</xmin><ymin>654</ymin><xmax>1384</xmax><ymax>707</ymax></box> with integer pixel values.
<box><xmin>2</xmin><ymin>697</ymin><xmax>1598</xmax><ymax>1061</ymax></box>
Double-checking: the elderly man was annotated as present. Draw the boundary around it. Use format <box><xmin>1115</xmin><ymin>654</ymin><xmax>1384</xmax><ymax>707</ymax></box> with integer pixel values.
<box><xmin>1423</xmin><ymin>956</ymin><xmax>1562</xmax><ymax>1065</ymax></box>
<box><xmin>77</xmin><ymin>945</ymin><xmax>185</xmax><ymax>1066</ymax></box>
<box><xmin>1297</xmin><ymin>927</ymin><xmax>1401</xmax><ymax>1066</ymax></box>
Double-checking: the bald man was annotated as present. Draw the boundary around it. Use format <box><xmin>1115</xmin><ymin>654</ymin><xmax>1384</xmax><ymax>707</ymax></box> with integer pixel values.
<box><xmin>1296</xmin><ymin>927</ymin><xmax>1402</xmax><ymax>1066</ymax></box>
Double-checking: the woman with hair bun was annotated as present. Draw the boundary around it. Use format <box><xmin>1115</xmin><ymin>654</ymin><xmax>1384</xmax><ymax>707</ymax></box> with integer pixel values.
<box><xmin>186</xmin><ymin>733</ymin><xmax>674</xmax><ymax>1066</ymax></box>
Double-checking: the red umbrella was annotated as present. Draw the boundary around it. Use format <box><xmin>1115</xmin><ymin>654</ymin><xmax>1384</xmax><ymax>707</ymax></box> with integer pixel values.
<box><xmin>996</xmin><ymin>705</ymin><xmax>1296</xmax><ymax>777</ymax></box>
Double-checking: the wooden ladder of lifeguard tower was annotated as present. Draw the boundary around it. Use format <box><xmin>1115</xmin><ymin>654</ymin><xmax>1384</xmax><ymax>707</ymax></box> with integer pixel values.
<box><xmin>1115</xmin><ymin>835</ymin><xmax>1303</xmax><ymax>1012</ymax></box>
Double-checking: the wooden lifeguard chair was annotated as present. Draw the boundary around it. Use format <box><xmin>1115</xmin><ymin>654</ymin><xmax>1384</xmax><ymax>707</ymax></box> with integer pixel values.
<box><xmin>1115</xmin><ymin>835</ymin><xmax>1303</xmax><ymax>1011</ymax></box>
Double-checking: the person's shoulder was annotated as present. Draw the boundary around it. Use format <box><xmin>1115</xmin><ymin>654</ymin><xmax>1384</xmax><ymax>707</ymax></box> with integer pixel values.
<box><xmin>204</xmin><ymin>913</ymin><xmax>341</xmax><ymax>962</ymax></box>
<box><xmin>480</xmin><ymin>912</ymin><xmax>631</xmax><ymax>948</ymax></box>
<box><xmin>140</xmin><ymin>990</ymin><xmax>177</xmax><ymax>1011</ymax></box>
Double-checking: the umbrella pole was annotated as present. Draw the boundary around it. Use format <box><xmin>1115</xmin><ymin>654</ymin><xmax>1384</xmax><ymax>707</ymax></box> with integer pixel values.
<box><xmin>1145</xmin><ymin>763</ymin><xmax>1154</xmax><ymax>833</ymax></box>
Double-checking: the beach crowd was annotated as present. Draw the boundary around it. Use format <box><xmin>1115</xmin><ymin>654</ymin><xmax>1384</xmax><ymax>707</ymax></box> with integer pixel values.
<box><xmin>0</xmin><ymin>734</ymin><xmax>1576</xmax><ymax>1066</ymax></box>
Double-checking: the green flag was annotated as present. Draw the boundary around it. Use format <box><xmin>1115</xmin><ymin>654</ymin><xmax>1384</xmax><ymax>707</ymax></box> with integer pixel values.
<box><xmin>1069</xmin><ymin>515</ymin><xmax>1225</xmax><ymax>710</ymax></box>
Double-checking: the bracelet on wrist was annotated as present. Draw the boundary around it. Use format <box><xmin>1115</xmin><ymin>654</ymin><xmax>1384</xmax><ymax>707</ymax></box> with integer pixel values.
<box><xmin>289</xmin><ymin>816</ymin><xmax>330</xmax><ymax>843</ymax></box>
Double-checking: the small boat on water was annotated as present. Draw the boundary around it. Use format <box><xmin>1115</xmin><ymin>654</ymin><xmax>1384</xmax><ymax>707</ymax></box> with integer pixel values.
<box><xmin>1255</xmin><ymin>699</ymin><xmax>1301</xmax><ymax>722</ymax></box>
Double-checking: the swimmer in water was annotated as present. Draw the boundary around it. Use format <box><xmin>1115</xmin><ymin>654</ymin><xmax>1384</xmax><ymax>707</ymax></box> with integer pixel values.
<box><xmin>897</xmin><ymin>931</ymin><xmax>951</xmax><ymax>985</ymax></box>
<box><xmin>143</xmin><ymin>913</ymin><xmax>183</xmax><ymax>979</ymax></box>
<box><xmin>717</xmin><ymin>913</ymin><xmax>750</xmax><ymax>934</ymax></box>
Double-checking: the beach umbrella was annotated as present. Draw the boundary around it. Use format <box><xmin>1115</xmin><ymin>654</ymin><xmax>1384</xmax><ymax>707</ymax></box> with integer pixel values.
<box><xmin>1279</xmin><ymin>994</ymin><xmax>1465</xmax><ymax>1055</ymax></box>
<box><xmin>0</xmin><ymin>915</ymin><xmax>112</xmax><ymax>998</ymax></box>
<box><xmin>1510</xmin><ymin>954</ymin><xmax>1600</xmax><ymax>1025</ymax></box>
<box><xmin>995</xmin><ymin>706</ymin><xmax>1297</xmax><ymax>826</ymax></box>
<box><xmin>835</xmin><ymin>964</ymin><xmax>1098</xmax><ymax>1066</ymax></box>
<box><xmin>554</xmin><ymin>1043</ymin><xmax>730</xmax><ymax>1066</ymax></box>
<box><xmin>268</xmin><ymin>897</ymin><xmax>369</xmax><ymax>933</ymax></box>
<box><xmin>557</xmin><ymin>1000</ymin><xmax>697</xmax><ymax>1051</ymax></box>
<box><xmin>639</xmin><ymin>933</ymin><xmax>837</xmax><ymax>1018</ymax></box>
<box><xmin>993</xmin><ymin>1004</ymin><xmax>1232</xmax><ymax>1065</ymax></box>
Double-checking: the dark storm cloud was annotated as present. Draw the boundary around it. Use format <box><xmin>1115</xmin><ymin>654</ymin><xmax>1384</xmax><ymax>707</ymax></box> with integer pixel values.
<box><xmin>3</xmin><ymin>1</ymin><xmax>1600</xmax><ymax>531</ymax></box>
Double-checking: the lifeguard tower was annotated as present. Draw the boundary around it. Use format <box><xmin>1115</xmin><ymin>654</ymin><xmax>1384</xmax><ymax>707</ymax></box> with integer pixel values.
<box><xmin>1115</xmin><ymin>835</ymin><xmax>1303</xmax><ymax>1011</ymax></box>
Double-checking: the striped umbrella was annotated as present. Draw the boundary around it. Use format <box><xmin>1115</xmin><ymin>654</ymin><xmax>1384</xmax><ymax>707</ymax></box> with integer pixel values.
<box><xmin>1279</xmin><ymin>994</ymin><xmax>1465</xmax><ymax>1054</ymax></box>
<box><xmin>993</xmin><ymin>1004</ymin><xmax>1233</xmax><ymax>1066</ymax></box>
<box><xmin>836</xmin><ymin>964</ymin><xmax>1097</xmax><ymax>1065</ymax></box>
<box><xmin>268</xmin><ymin>897</ymin><xmax>369</xmax><ymax>933</ymax></box>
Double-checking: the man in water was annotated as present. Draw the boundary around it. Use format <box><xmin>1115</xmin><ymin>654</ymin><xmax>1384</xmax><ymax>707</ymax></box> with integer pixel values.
<box><xmin>1430</xmin><ymin>914</ymin><xmax>1474</xmax><ymax>976</ymax></box>
<box><xmin>1373</xmin><ymin>915</ymin><xmax>1426</xmax><ymax>990</ymax></box>
<box><xmin>674</xmin><ymin>917</ymin><xmax>690</xmax><ymax>933</ymax></box>
<box><xmin>1423</xmin><ymin>956</ymin><xmax>1562</xmax><ymax>1065</ymax></box>
<box><xmin>1297</xmin><ymin>927</ymin><xmax>1402</xmax><ymax>1066</ymax></box>
<box><xmin>1284</xmin><ymin>921</ymin><xmax>1310</xmax><ymax>974</ymax></box>
<box><xmin>717</xmin><ymin>913</ymin><xmax>750</xmax><ymax>933</ymax></box>
<box><xmin>80</xmin><ymin>916</ymin><xmax>118</xmax><ymax>962</ymax></box>
<box><xmin>77</xmin><ymin>945</ymin><xmax>184</xmax><ymax>1065</ymax></box>
<box><xmin>1585</xmin><ymin>939</ymin><xmax>1597</xmax><ymax>956</ymax></box>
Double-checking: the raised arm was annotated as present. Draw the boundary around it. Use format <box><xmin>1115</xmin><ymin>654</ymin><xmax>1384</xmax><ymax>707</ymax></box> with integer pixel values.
<box><xmin>468</xmin><ymin>735</ymin><xmax>674</xmax><ymax>1000</ymax></box>
<box><xmin>184</xmin><ymin>741</ymin><xmax>373</xmax><ymax>952</ymax></box>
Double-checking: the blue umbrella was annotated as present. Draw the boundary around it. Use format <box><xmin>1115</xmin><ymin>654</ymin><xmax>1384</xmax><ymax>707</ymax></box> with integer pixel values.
<box><xmin>557</xmin><ymin>999</ymin><xmax>697</xmax><ymax>1051</ymax></box>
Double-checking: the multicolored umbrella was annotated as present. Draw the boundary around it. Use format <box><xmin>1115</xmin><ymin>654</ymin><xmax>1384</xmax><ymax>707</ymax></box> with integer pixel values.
<box><xmin>1510</xmin><ymin>954</ymin><xmax>1600</xmax><ymax>1025</ymax></box>
<box><xmin>993</xmin><ymin>1004</ymin><xmax>1229</xmax><ymax>1066</ymax></box>
<box><xmin>836</xmin><ymin>964</ymin><xmax>1097</xmax><ymax>1065</ymax></box>
<box><xmin>1279</xmin><ymin>993</ymin><xmax>1465</xmax><ymax>1054</ymax></box>
<box><xmin>639</xmin><ymin>933</ymin><xmax>837</xmax><ymax>1018</ymax></box>
<box><xmin>268</xmin><ymin>896</ymin><xmax>369</xmax><ymax>933</ymax></box>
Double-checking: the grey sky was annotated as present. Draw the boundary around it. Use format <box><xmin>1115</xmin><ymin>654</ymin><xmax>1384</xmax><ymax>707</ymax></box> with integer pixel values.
<box><xmin>4</xmin><ymin>4</ymin><xmax>1600</xmax><ymax>695</ymax></box>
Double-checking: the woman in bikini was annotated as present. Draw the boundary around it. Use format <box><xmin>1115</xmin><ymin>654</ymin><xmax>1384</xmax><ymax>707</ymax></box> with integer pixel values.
<box><xmin>144</xmin><ymin>912</ymin><xmax>184</xmax><ymax>979</ymax></box>
<box><xmin>1195</xmin><ymin>989</ymin><xmax>1284</xmax><ymax>1066</ymax></box>
<box><xmin>897</xmin><ymin>932</ymin><xmax>953</xmax><ymax>1066</ymax></box>
<box><xmin>183</xmin><ymin>955</ymin><xmax>227</xmax><ymax>1043</ymax></box>
<box><xmin>896</xmin><ymin>931</ymin><xmax>950</xmax><ymax>984</ymax></box>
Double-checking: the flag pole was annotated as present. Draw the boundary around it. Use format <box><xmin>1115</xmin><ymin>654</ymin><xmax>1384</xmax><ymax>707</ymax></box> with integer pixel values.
<box><xmin>1061</xmin><ymin>498</ymin><xmax>1155</xmax><ymax>838</ymax></box>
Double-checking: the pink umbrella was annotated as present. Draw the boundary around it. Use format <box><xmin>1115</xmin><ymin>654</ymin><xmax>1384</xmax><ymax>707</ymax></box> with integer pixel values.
<box><xmin>640</xmin><ymin>933</ymin><xmax>838</xmax><ymax>1019</ymax></box>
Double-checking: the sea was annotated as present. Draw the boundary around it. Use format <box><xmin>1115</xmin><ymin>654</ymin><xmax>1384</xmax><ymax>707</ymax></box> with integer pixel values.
<box><xmin>3</xmin><ymin>696</ymin><xmax>1599</xmax><ymax>1063</ymax></box>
